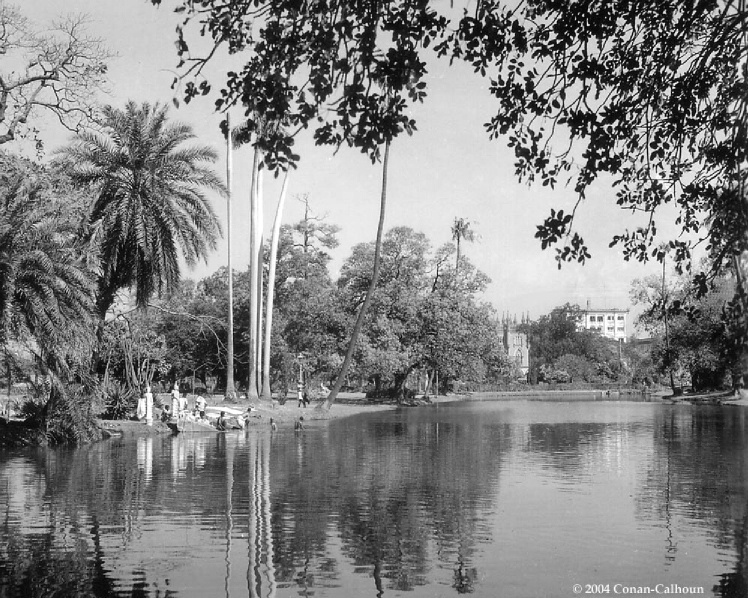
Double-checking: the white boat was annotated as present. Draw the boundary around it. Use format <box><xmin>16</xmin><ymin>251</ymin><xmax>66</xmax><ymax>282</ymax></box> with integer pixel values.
<box><xmin>167</xmin><ymin>418</ymin><xmax>221</xmax><ymax>434</ymax></box>
<box><xmin>168</xmin><ymin>410</ymin><xmax>247</xmax><ymax>433</ymax></box>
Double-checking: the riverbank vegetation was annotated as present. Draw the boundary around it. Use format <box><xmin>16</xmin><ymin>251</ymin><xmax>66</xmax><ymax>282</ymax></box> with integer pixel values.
<box><xmin>1</xmin><ymin>1</ymin><xmax>747</xmax><ymax>443</ymax></box>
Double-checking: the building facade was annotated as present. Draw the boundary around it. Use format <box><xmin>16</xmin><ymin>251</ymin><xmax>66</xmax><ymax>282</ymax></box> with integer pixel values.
<box><xmin>502</xmin><ymin>314</ymin><xmax>530</xmax><ymax>381</ymax></box>
<box><xmin>578</xmin><ymin>302</ymin><xmax>629</xmax><ymax>342</ymax></box>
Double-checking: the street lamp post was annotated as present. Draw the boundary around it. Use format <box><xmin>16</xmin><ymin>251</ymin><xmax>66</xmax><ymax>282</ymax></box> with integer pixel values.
<box><xmin>296</xmin><ymin>353</ymin><xmax>305</xmax><ymax>406</ymax></box>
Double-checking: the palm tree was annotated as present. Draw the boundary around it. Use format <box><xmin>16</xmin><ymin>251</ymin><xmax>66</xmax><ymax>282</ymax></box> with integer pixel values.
<box><xmin>0</xmin><ymin>154</ymin><xmax>95</xmax><ymax>370</ymax></box>
<box><xmin>451</xmin><ymin>217</ymin><xmax>475</xmax><ymax>281</ymax></box>
<box><xmin>58</xmin><ymin>101</ymin><xmax>223</xmax><ymax>321</ymax></box>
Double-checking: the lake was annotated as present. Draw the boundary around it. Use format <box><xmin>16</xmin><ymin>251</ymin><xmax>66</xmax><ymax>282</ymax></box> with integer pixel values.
<box><xmin>1</xmin><ymin>397</ymin><xmax>747</xmax><ymax>597</ymax></box>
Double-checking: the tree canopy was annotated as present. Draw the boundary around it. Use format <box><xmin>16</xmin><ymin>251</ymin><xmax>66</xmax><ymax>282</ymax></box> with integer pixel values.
<box><xmin>152</xmin><ymin>0</ymin><xmax>746</xmax><ymax>269</ymax></box>
<box><xmin>442</xmin><ymin>1</ymin><xmax>747</xmax><ymax>279</ymax></box>
<box><xmin>151</xmin><ymin>0</ymin><xmax>449</xmax><ymax>165</ymax></box>
<box><xmin>56</xmin><ymin>101</ymin><xmax>224</xmax><ymax>318</ymax></box>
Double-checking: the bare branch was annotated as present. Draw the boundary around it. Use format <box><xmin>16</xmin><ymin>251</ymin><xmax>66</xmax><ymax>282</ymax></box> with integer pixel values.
<box><xmin>0</xmin><ymin>5</ymin><xmax>111</xmax><ymax>146</ymax></box>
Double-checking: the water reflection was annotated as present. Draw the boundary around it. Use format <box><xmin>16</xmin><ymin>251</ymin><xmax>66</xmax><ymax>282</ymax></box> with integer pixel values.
<box><xmin>1</xmin><ymin>401</ymin><xmax>748</xmax><ymax>597</ymax></box>
<box><xmin>137</xmin><ymin>437</ymin><xmax>152</xmax><ymax>483</ymax></box>
<box><xmin>247</xmin><ymin>432</ymin><xmax>276</xmax><ymax>598</ymax></box>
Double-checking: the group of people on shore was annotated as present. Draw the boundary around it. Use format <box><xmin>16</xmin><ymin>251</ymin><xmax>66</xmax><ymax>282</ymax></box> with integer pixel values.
<box><xmin>133</xmin><ymin>382</ymin><xmax>209</xmax><ymax>424</ymax></box>
<box><xmin>136</xmin><ymin>380</ymin><xmax>312</xmax><ymax>432</ymax></box>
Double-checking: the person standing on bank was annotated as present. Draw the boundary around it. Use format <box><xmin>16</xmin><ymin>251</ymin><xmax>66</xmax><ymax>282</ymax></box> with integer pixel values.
<box><xmin>171</xmin><ymin>382</ymin><xmax>180</xmax><ymax>417</ymax></box>
<box><xmin>144</xmin><ymin>385</ymin><xmax>154</xmax><ymax>425</ymax></box>
<box><xmin>136</xmin><ymin>391</ymin><xmax>146</xmax><ymax>420</ymax></box>
<box><xmin>195</xmin><ymin>394</ymin><xmax>207</xmax><ymax>419</ymax></box>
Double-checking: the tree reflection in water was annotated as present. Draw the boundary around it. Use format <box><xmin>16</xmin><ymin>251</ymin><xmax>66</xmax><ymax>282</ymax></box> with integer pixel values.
<box><xmin>2</xmin><ymin>403</ymin><xmax>748</xmax><ymax>596</ymax></box>
<box><xmin>266</xmin><ymin>412</ymin><xmax>508</xmax><ymax>595</ymax></box>
<box><xmin>247</xmin><ymin>431</ymin><xmax>276</xmax><ymax>598</ymax></box>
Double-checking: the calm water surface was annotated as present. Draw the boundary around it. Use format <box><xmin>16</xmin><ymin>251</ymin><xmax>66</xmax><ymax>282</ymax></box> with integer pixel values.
<box><xmin>2</xmin><ymin>398</ymin><xmax>748</xmax><ymax>598</ymax></box>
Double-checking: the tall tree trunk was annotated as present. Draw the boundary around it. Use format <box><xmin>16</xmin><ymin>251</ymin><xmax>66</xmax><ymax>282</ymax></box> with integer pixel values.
<box><xmin>225</xmin><ymin>113</ymin><xmax>238</xmax><ymax>402</ymax></box>
<box><xmin>92</xmin><ymin>286</ymin><xmax>117</xmax><ymax>375</ymax></box>
<box><xmin>319</xmin><ymin>141</ymin><xmax>391</xmax><ymax>411</ymax></box>
<box><xmin>394</xmin><ymin>364</ymin><xmax>416</xmax><ymax>403</ymax></box>
<box><xmin>5</xmin><ymin>351</ymin><xmax>10</xmax><ymax>405</ymax></box>
<box><xmin>255</xmin><ymin>167</ymin><xmax>269</xmax><ymax>403</ymax></box>
<box><xmin>261</xmin><ymin>171</ymin><xmax>290</xmax><ymax>401</ymax></box>
<box><xmin>424</xmin><ymin>369</ymin><xmax>434</xmax><ymax>398</ymax></box>
<box><xmin>734</xmin><ymin>252</ymin><xmax>748</xmax><ymax>397</ymax></box>
<box><xmin>247</xmin><ymin>146</ymin><xmax>261</xmax><ymax>401</ymax></box>
<box><xmin>662</xmin><ymin>255</ymin><xmax>677</xmax><ymax>395</ymax></box>
<box><xmin>455</xmin><ymin>238</ymin><xmax>461</xmax><ymax>280</ymax></box>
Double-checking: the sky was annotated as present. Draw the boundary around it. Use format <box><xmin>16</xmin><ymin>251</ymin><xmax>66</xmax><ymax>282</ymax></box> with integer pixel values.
<box><xmin>22</xmin><ymin>0</ymin><xmax>674</xmax><ymax>334</ymax></box>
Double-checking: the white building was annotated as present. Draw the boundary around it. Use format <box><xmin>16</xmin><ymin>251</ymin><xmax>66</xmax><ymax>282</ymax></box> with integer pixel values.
<box><xmin>578</xmin><ymin>303</ymin><xmax>629</xmax><ymax>342</ymax></box>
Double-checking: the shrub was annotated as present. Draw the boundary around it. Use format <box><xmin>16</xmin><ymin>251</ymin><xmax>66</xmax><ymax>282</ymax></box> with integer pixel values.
<box><xmin>101</xmin><ymin>382</ymin><xmax>136</xmax><ymax>420</ymax></box>
<box><xmin>44</xmin><ymin>383</ymin><xmax>100</xmax><ymax>445</ymax></box>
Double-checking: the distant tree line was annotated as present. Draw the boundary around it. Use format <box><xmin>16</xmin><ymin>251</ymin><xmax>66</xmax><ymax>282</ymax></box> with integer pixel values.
<box><xmin>94</xmin><ymin>217</ymin><xmax>516</xmax><ymax>404</ymax></box>
<box><xmin>523</xmin><ymin>268</ymin><xmax>744</xmax><ymax>394</ymax></box>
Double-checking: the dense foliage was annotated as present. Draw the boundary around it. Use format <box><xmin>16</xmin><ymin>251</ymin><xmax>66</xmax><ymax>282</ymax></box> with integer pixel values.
<box><xmin>0</xmin><ymin>154</ymin><xmax>95</xmax><ymax>362</ymax></box>
<box><xmin>95</xmin><ymin>220</ymin><xmax>510</xmax><ymax>401</ymax></box>
<box><xmin>522</xmin><ymin>303</ymin><xmax>632</xmax><ymax>386</ymax></box>
<box><xmin>1</xmin><ymin>99</ymin><xmax>225</xmax><ymax>442</ymax></box>
<box><xmin>337</xmin><ymin>226</ymin><xmax>506</xmax><ymax>396</ymax></box>
<box><xmin>632</xmin><ymin>272</ymin><xmax>741</xmax><ymax>391</ymax></box>
<box><xmin>152</xmin><ymin>0</ymin><xmax>748</xmax><ymax>386</ymax></box>
<box><xmin>0</xmin><ymin>153</ymin><xmax>101</xmax><ymax>441</ymax></box>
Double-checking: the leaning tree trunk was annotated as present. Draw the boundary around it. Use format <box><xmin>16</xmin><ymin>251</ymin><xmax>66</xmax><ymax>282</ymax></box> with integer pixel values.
<box><xmin>319</xmin><ymin>141</ymin><xmax>391</xmax><ymax>411</ymax></box>
<box><xmin>260</xmin><ymin>171</ymin><xmax>290</xmax><ymax>401</ymax></box>
<box><xmin>225</xmin><ymin>112</ymin><xmax>238</xmax><ymax>402</ymax></box>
